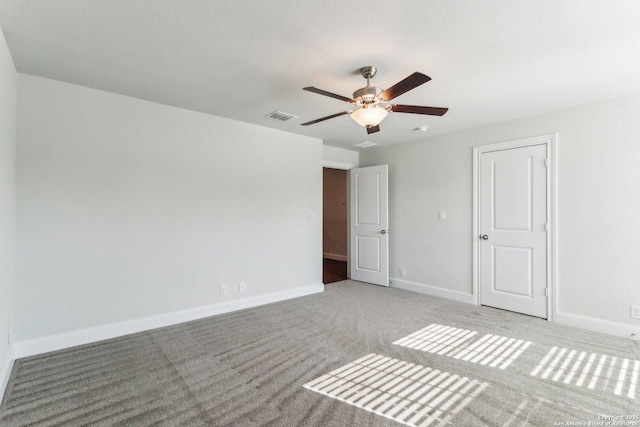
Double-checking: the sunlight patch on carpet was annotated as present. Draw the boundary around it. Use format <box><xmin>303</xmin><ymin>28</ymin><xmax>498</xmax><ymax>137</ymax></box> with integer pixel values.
<box><xmin>303</xmin><ymin>353</ymin><xmax>488</xmax><ymax>427</ymax></box>
<box><xmin>503</xmin><ymin>393</ymin><xmax>603</xmax><ymax>427</ymax></box>
<box><xmin>530</xmin><ymin>346</ymin><xmax>639</xmax><ymax>399</ymax></box>
<box><xmin>393</xmin><ymin>324</ymin><xmax>532</xmax><ymax>369</ymax></box>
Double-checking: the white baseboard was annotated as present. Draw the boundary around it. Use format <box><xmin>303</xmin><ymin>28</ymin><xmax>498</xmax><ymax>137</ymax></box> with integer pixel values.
<box><xmin>0</xmin><ymin>346</ymin><xmax>15</xmax><ymax>404</ymax></box>
<box><xmin>13</xmin><ymin>283</ymin><xmax>324</xmax><ymax>359</ymax></box>
<box><xmin>389</xmin><ymin>278</ymin><xmax>474</xmax><ymax>305</ymax></box>
<box><xmin>555</xmin><ymin>310</ymin><xmax>640</xmax><ymax>341</ymax></box>
<box><xmin>386</xmin><ymin>278</ymin><xmax>639</xmax><ymax>341</ymax></box>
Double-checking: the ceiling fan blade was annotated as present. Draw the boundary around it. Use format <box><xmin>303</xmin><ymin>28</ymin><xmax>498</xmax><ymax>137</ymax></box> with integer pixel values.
<box><xmin>366</xmin><ymin>125</ymin><xmax>380</xmax><ymax>134</ymax></box>
<box><xmin>379</xmin><ymin>72</ymin><xmax>431</xmax><ymax>101</ymax></box>
<box><xmin>391</xmin><ymin>104</ymin><xmax>448</xmax><ymax>116</ymax></box>
<box><xmin>303</xmin><ymin>87</ymin><xmax>356</xmax><ymax>104</ymax></box>
<box><xmin>301</xmin><ymin>110</ymin><xmax>351</xmax><ymax>126</ymax></box>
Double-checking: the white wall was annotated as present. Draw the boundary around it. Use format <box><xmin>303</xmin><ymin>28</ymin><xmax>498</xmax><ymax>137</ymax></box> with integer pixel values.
<box><xmin>0</xmin><ymin>27</ymin><xmax>17</xmax><ymax>394</ymax></box>
<box><xmin>361</xmin><ymin>94</ymin><xmax>640</xmax><ymax>333</ymax></box>
<box><xmin>16</xmin><ymin>74</ymin><xmax>322</xmax><ymax>342</ymax></box>
<box><xmin>323</xmin><ymin>145</ymin><xmax>359</xmax><ymax>169</ymax></box>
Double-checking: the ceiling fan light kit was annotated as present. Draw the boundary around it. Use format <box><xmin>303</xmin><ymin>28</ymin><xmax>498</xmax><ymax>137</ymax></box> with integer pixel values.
<box><xmin>301</xmin><ymin>66</ymin><xmax>448</xmax><ymax>134</ymax></box>
<box><xmin>350</xmin><ymin>105</ymin><xmax>388</xmax><ymax>128</ymax></box>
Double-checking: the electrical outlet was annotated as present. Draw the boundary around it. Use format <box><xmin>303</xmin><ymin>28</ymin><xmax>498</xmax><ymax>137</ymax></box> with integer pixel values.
<box><xmin>631</xmin><ymin>305</ymin><xmax>640</xmax><ymax>319</ymax></box>
<box><xmin>239</xmin><ymin>282</ymin><xmax>246</xmax><ymax>293</ymax></box>
<box><xmin>220</xmin><ymin>284</ymin><xmax>228</xmax><ymax>296</ymax></box>
<box><xmin>399</xmin><ymin>267</ymin><xmax>406</xmax><ymax>277</ymax></box>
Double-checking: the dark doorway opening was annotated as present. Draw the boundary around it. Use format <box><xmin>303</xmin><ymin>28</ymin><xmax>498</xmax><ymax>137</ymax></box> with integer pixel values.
<box><xmin>323</xmin><ymin>168</ymin><xmax>348</xmax><ymax>283</ymax></box>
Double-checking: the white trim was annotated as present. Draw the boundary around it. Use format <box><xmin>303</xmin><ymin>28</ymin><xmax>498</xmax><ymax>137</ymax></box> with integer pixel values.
<box><xmin>390</xmin><ymin>278</ymin><xmax>474</xmax><ymax>304</ymax></box>
<box><xmin>472</xmin><ymin>134</ymin><xmax>558</xmax><ymax>321</ymax></box>
<box><xmin>0</xmin><ymin>346</ymin><xmax>15</xmax><ymax>403</ymax></box>
<box><xmin>13</xmin><ymin>283</ymin><xmax>324</xmax><ymax>359</ymax></box>
<box><xmin>555</xmin><ymin>311</ymin><xmax>640</xmax><ymax>341</ymax></box>
<box><xmin>472</xmin><ymin>148</ymin><xmax>480</xmax><ymax>304</ymax></box>
<box><xmin>547</xmin><ymin>136</ymin><xmax>559</xmax><ymax>322</ymax></box>
<box><xmin>323</xmin><ymin>160</ymin><xmax>356</xmax><ymax>170</ymax></box>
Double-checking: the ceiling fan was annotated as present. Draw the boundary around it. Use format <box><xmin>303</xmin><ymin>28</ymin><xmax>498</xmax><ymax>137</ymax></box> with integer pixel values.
<box><xmin>301</xmin><ymin>66</ymin><xmax>448</xmax><ymax>134</ymax></box>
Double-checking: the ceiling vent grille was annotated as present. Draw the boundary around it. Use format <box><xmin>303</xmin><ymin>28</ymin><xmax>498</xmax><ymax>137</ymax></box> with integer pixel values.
<box><xmin>353</xmin><ymin>141</ymin><xmax>379</xmax><ymax>148</ymax></box>
<box><xmin>266</xmin><ymin>111</ymin><xmax>298</xmax><ymax>122</ymax></box>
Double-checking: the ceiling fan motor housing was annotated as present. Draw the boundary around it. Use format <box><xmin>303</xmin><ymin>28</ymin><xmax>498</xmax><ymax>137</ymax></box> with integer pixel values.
<box><xmin>353</xmin><ymin>66</ymin><xmax>383</xmax><ymax>105</ymax></box>
<box><xmin>353</xmin><ymin>86</ymin><xmax>383</xmax><ymax>105</ymax></box>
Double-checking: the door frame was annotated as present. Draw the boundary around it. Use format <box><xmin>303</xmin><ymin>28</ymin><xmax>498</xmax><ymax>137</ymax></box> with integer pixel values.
<box><xmin>472</xmin><ymin>134</ymin><xmax>558</xmax><ymax>321</ymax></box>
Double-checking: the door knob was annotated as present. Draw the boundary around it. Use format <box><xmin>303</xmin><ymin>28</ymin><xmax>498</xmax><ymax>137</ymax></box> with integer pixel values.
<box><xmin>381</xmin><ymin>229</ymin><xmax>389</xmax><ymax>234</ymax></box>
<box><xmin>481</xmin><ymin>234</ymin><xmax>489</xmax><ymax>240</ymax></box>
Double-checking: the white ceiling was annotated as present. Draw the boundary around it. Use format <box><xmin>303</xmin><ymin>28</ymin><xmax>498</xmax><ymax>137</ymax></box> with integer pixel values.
<box><xmin>2</xmin><ymin>1</ymin><xmax>640</xmax><ymax>149</ymax></box>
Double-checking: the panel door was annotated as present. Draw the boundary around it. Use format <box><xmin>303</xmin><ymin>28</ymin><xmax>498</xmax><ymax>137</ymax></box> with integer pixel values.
<box><xmin>350</xmin><ymin>165</ymin><xmax>389</xmax><ymax>286</ymax></box>
<box><xmin>480</xmin><ymin>144</ymin><xmax>548</xmax><ymax>318</ymax></box>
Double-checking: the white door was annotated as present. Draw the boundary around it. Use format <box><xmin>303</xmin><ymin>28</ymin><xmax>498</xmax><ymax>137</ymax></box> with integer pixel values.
<box><xmin>350</xmin><ymin>165</ymin><xmax>389</xmax><ymax>286</ymax></box>
<box><xmin>479</xmin><ymin>144</ymin><xmax>548</xmax><ymax>318</ymax></box>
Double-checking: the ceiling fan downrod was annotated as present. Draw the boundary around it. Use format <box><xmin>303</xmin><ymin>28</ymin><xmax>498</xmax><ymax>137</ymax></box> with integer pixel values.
<box><xmin>360</xmin><ymin>66</ymin><xmax>377</xmax><ymax>86</ymax></box>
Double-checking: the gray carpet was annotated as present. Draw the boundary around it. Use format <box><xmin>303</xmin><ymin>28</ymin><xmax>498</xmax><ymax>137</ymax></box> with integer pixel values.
<box><xmin>1</xmin><ymin>280</ymin><xmax>639</xmax><ymax>426</ymax></box>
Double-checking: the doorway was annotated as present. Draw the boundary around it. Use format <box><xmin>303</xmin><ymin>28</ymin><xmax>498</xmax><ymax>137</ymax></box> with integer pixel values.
<box><xmin>323</xmin><ymin>168</ymin><xmax>348</xmax><ymax>283</ymax></box>
<box><xmin>473</xmin><ymin>134</ymin><xmax>557</xmax><ymax>320</ymax></box>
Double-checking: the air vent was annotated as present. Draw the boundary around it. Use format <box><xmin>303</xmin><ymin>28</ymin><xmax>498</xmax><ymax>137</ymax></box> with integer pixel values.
<box><xmin>266</xmin><ymin>111</ymin><xmax>298</xmax><ymax>122</ymax></box>
<box><xmin>353</xmin><ymin>141</ymin><xmax>379</xmax><ymax>148</ymax></box>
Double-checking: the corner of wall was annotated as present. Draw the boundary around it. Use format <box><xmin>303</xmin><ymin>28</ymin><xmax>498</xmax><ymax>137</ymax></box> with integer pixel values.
<box><xmin>0</xmin><ymin>22</ymin><xmax>17</xmax><ymax>406</ymax></box>
<box><xmin>0</xmin><ymin>344</ymin><xmax>15</xmax><ymax>403</ymax></box>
